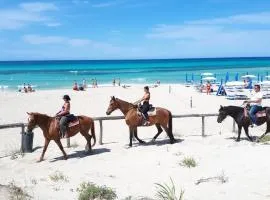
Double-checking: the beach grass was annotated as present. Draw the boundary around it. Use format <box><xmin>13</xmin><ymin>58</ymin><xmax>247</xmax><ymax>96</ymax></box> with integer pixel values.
<box><xmin>180</xmin><ymin>157</ymin><xmax>197</xmax><ymax>168</ymax></box>
<box><xmin>77</xmin><ymin>182</ymin><xmax>117</xmax><ymax>200</ymax></box>
<box><xmin>155</xmin><ymin>178</ymin><xmax>184</xmax><ymax>200</ymax></box>
<box><xmin>8</xmin><ymin>181</ymin><xmax>31</xmax><ymax>200</ymax></box>
<box><xmin>258</xmin><ymin>135</ymin><xmax>270</xmax><ymax>144</ymax></box>
<box><xmin>49</xmin><ymin>171</ymin><xmax>69</xmax><ymax>183</ymax></box>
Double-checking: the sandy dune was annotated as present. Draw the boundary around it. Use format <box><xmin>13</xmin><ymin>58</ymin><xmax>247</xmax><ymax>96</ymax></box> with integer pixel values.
<box><xmin>0</xmin><ymin>84</ymin><xmax>270</xmax><ymax>200</ymax></box>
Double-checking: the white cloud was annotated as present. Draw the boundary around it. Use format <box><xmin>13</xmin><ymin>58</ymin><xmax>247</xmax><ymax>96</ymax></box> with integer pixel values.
<box><xmin>0</xmin><ymin>2</ymin><xmax>58</xmax><ymax>30</ymax></box>
<box><xmin>19</xmin><ymin>2</ymin><xmax>58</xmax><ymax>12</ymax></box>
<box><xmin>46</xmin><ymin>22</ymin><xmax>61</xmax><ymax>27</ymax></box>
<box><xmin>188</xmin><ymin>12</ymin><xmax>270</xmax><ymax>25</ymax></box>
<box><xmin>68</xmin><ymin>39</ymin><xmax>91</xmax><ymax>46</ymax></box>
<box><xmin>92</xmin><ymin>0</ymin><xmax>126</xmax><ymax>8</ymax></box>
<box><xmin>72</xmin><ymin>0</ymin><xmax>89</xmax><ymax>4</ymax></box>
<box><xmin>22</xmin><ymin>35</ymin><xmax>66</xmax><ymax>45</ymax></box>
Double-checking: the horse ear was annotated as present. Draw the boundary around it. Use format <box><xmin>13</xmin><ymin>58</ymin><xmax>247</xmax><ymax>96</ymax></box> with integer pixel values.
<box><xmin>27</xmin><ymin>112</ymin><xmax>30</xmax><ymax>115</ymax></box>
<box><xmin>112</xmin><ymin>96</ymin><xmax>115</xmax><ymax>100</ymax></box>
<box><xmin>220</xmin><ymin>105</ymin><xmax>223</xmax><ymax>110</ymax></box>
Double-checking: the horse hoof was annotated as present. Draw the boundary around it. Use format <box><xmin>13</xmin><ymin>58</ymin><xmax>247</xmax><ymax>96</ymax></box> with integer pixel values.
<box><xmin>235</xmin><ymin>139</ymin><xmax>240</xmax><ymax>142</ymax></box>
<box><xmin>37</xmin><ymin>159</ymin><xmax>43</xmax><ymax>163</ymax></box>
<box><xmin>139</xmin><ymin>141</ymin><xmax>146</xmax><ymax>144</ymax></box>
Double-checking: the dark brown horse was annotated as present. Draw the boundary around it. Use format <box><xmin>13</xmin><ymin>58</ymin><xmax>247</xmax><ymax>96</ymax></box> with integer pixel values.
<box><xmin>27</xmin><ymin>112</ymin><xmax>96</xmax><ymax>162</ymax></box>
<box><xmin>217</xmin><ymin>105</ymin><xmax>270</xmax><ymax>141</ymax></box>
<box><xmin>106</xmin><ymin>96</ymin><xmax>175</xmax><ymax>147</ymax></box>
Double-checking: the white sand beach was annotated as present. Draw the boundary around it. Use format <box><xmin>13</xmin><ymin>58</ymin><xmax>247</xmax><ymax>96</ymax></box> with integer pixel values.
<box><xmin>1</xmin><ymin>84</ymin><xmax>270</xmax><ymax>200</ymax></box>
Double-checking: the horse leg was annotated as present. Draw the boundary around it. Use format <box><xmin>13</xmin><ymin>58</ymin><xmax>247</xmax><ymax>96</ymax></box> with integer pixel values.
<box><xmin>161</xmin><ymin>124</ymin><xmax>175</xmax><ymax>144</ymax></box>
<box><xmin>39</xmin><ymin>138</ymin><xmax>50</xmax><ymax>162</ymax></box>
<box><xmin>134</xmin><ymin>127</ymin><xmax>145</xmax><ymax>144</ymax></box>
<box><xmin>83</xmin><ymin>132</ymin><xmax>92</xmax><ymax>152</ymax></box>
<box><xmin>260</xmin><ymin>121</ymin><xmax>270</xmax><ymax>139</ymax></box>
<box><xmin>236</xmin><ymin>125</ymin><xmax>242</xmax><ymax>142</ymax></box>
<box><xmin>129</xmin><ymin>127</ymin><xmax>134</xmax><ymax>147</ymax></box>
<box><xmin>152</xmin><ymin>124</ymin><xmax>163</xmax><ymax>142</ymax></box>
<box><xmin>243</xmin><ymin>126</ymin><xmax>253</xmax><ymax>141</ymax></box>
<box><xmin>54</xmin><ymin>139</ymin><xmax>68</xmax><ymax>160</ymax></box>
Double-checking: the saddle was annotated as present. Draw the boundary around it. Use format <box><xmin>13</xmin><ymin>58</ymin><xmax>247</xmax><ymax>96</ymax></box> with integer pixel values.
<box><xmin>244</xmin><ymin>104</ymin><xmax>266</xmax><ymax>118</ymax></box>
<box><xmin>137</xmin><ymin>104</ymin><xmax>157</xmax><ymax>116</ymax></box>
<box><xmin>56</xmin><ymin>114</ymin><xmax>80</xmax><ymax>128</ymax></box>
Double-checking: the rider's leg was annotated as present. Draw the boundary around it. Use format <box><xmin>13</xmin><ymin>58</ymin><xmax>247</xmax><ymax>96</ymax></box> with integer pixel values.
<box><xmin>60</xmin><ymin>116</ymin><xmax>68</xmax><ymax>138</ymax></box>
<box><xmin>249</xmin><ymin>105</ymin><xmax>260</xmax><ymax>125</ymax></box>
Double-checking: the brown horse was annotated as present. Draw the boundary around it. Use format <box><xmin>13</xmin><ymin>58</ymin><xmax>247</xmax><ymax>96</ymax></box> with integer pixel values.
<box><xmin>27</xmin><ymin>112</ymin><xmax>96</xmax><ymax>162</ymax></box>
<box><xmin>106</xmin><ymin>96</ymin><xmax>175</xmax><ymax>147</ymax></box>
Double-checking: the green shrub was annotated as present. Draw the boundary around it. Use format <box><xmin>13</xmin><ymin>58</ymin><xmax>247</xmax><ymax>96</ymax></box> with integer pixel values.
<box><xmin>77</xmin><ymin>182</ymin><xmax>117</xmax><ymax>200</ymax></box>
<box><xmin>180</xmin><ymin>157</ymin><xmax>197</xmax><ymax>168</ymax></box>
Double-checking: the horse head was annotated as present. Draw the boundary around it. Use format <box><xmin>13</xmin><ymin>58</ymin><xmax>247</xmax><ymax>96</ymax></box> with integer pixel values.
<box><xmin>217</xmin><ymin>105</ymin><xmax>228</xmax><ymax>123</ymax></box>
<box><xmin>106</xmin><ymin>96</ymin><xmax>119</xmax><ymax>115</ymax></box>
<box><xmin>27</xmin><ymin>112</ymin><xmax>38</xmax><ymax>132</ymax></box>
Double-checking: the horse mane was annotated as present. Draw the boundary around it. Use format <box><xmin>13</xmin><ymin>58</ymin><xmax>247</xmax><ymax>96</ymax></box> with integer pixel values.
<box><xmin>222</xmin><ymin>106</ymin><xmax>244</xmax><ymax>117</ymax></box>
<box><xmin>116</xmin><ymin>98</ymin><xmax>136</xmax><ymax>108</ymax></box>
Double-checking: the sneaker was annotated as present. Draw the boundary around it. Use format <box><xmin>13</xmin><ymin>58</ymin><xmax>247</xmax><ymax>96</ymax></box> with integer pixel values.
<box><xmin>143</xmin><ymin>121</ymin><xmax>150</xmax><ymax>126</ymax></box>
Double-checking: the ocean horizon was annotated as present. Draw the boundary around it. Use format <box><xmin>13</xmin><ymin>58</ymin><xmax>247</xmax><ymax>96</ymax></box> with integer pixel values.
<box><xmin>1</xmin><ymin>57</ymin><xmax>270</xmax><ymax>90</ymax></box>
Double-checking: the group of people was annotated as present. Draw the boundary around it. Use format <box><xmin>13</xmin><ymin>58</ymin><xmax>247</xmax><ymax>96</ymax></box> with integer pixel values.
<box><xmin>73</xmin><ymin>79</ymin><xmax>87</xmax><ymax>91</ymax></box>
<box><xmin>112</xmin><ymin>78</ymin><xmax>121</xmax><ymax>86</ymax></box>
<box><xmin>18</xmin><ymin>83</ymin><xmax>35</xmax><ymax>93</ymax></box>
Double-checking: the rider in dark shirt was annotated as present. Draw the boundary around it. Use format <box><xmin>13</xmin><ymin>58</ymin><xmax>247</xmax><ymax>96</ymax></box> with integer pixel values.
<box><xmin>136</xmin><ymin>86</ymin><xmax>151</xmax><ymax>125</ymax></box>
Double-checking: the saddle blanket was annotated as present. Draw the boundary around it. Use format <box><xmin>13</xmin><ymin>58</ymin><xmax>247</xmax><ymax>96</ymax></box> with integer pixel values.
<box><xmin>68</xmin><ymin>119</ymin><xmax>79</xmax><ymax>127</ymax></box>
<box><xmin>256</xmin><ymin>111</ymin><xmax>266</xmax><ymax>118</ymax></box>
<box><xmin>137</xmin><ymin>107</ymin><xmax>156</xmax><ymax>116</ymax></box>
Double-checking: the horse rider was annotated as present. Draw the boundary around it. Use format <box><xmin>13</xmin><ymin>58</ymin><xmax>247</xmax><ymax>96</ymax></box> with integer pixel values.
<box><xmin>134</xmin><ymin>86</ymin><xmax>151</xmax><ymax>125</ymax></box>
<box><xmin>56</xmin><ymin>95</ymin><xmax>71</xmax><ymax>138</ymax></box>
<box><xmin>244</xmin><ymin>84</ymin><xmax>263</xmax><ymax>126</ymax></box>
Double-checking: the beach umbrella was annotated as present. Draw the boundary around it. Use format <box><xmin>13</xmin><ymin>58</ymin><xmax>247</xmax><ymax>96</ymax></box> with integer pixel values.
<box><xmin>201</xmin><ymin>72</ymin><xmax>213</xmax><ymax>76</ymax></box>
<box><xmin>185</xmin><ymin>73</ymin><xmax>188</xmax><ymax>82</ymax></box>
<box><xmin>235</xmin><ymin>73</ymin><xmax>239</xmax><ymax>81</ymax></box>
<box><xmin>225</xmin><ymin>72</ymin><xmax>229</xmax><ymax>83</ymax></box>
<box><xmin>241</xmin><ymin>74</ymin><xmax>256</xmax><ymax>79</ymax></box>
<box><xmin>261</xmin><ymin>76</ymin><xmax>263</xmax><ymax>82</ymax></box>
<box><xmin>202</xmin><ymin>77</ymin><xmax>216</xmax><ymax>81</ymax></box>
<box><xmin>257</xmin><ymin>74</ymin><xmax>260</xmax><ymax>82</ymax></box>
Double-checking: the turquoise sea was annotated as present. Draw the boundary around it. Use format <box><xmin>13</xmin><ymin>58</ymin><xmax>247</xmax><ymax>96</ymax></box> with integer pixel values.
<box><xmin>1</xmin><ymin>57</ymin><xmax>270</xmax><ymax>90</ymax></box>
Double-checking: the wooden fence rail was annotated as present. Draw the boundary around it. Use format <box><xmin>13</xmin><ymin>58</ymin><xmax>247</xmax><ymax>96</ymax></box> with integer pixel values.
<box><xmin>0</xmin><ymin>114</ymin><xmax>236</xmax><ymax>149</ymax></box>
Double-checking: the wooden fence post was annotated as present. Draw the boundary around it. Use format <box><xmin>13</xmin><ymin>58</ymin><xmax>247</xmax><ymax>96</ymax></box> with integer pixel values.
<box><xmin>99</xmin><ymin>120</ymin><xmax>103</xmax><ymax>145</ymax></box>
<box><xmin>66</xmin><ymin>138</ymin><xmax>70</xmax><ymax>148</ymax></box>
<box><xmin>232</xmin><ymin>120</ymin><xmax>236</xmax><ymax>133</ymax></box>
<box><xmin>202</xmin><ymin>116</ymin><xmax>205</xmax><ymax>137</ymax></box>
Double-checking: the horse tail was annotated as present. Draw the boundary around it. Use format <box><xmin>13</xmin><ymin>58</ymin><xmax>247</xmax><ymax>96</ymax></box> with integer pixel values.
<box><xmin>90</xmin><ymin>120</ymin><xmax>96</xmax><ymax>147</ymax></box>
<box><xmin>168</xmin><ymin>110</ymin><xmax>173</xmax><ymax>135</ymax></box>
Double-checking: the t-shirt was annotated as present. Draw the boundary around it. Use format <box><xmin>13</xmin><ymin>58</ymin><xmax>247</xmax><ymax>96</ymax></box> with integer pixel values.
<box><xmin>250</xmin><ymin>91</ymin><xmax>263</xmax><ymax>106</ymax></box>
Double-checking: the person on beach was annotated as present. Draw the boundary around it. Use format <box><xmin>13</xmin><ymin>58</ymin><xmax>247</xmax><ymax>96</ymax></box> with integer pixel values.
<box><xmin>134</xmin><ymin>86</ymin><xmax>151</xmax><ymax>125</ymax></box>
<box><xmin>73</xmin><ymin>81</ymin><xmax>79</xmax><ymax>91</ymax></box>
<box><xmin>244</xmin><ymin>84</ymin><xmax>263</xmax><ymax>126</ymax></box>
<box><xmin>206</xmin><ymin>81</ymin><xmax>211</xmax><ymax>95</ymax></box>
<box><xmin>27</xmin><ymin>84</ymin><xmax>34</xmax><ymax>92</ymax></box>
<box><xmin>113</xmin><ymin>79</ymin><xmax>116</xmax><ymax>86</ymax></box>
<box><xmin>82</xmin><ymin>79</ymin><xmax>87</xmax><ymax>89</ymax></box>
<box><xmin>55</xmin><ymin>95</ymin><xmax>71</xmax><ymax>138</ymax></box>
<box><xmin>118</xmin><ymin>78</ymin><xmax>121</xmax><ymax>86</ymax></box>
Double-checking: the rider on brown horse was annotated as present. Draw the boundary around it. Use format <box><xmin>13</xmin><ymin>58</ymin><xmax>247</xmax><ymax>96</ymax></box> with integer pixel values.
<box><xmin>134</xmin><ymin>86</ymin><xmax>151</xmax><ymax>125</ymax></box>
<box><xmin>244</xmin><ymin>84</ymin><xmax>263</xmax><ymax>127</ymax></box>
<box><xmin>55</xmin><ymin>95</ymin><xmax>71</xmax><ymax>138</ymax></box>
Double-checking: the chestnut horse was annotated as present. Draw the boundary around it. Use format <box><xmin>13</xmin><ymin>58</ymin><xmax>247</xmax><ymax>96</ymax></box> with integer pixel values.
<box><xmin>106</xmin><ymin>96</ymin><xmax>176</xmax><ymax>147</ymax></box>
<box><xmin>27</xmin><ymin>112</ymin><xmax>96</xmax><ymax>162</ymax></box>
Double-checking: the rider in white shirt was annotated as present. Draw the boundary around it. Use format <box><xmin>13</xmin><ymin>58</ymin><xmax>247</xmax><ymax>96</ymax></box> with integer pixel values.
<box><xmin>244</xmin><ymin>84</ymin><xmax>263</xmax><ymax>125</ymax></box>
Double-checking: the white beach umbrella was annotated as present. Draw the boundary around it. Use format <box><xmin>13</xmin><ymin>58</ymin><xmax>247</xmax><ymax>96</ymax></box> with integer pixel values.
<box><xmin>241</xmin><ymin>75</ymin><xmax>256</xmax><ymax>79</ymax></box>
<box><xmin>202</xmin><ymin>76</ymin><xmax>216</xmax><ymax>81</ymax></box>
<box><xmin>201</xmin><ymin>72</ymin><xmax>214</xmax><ymax>76</ymax></box>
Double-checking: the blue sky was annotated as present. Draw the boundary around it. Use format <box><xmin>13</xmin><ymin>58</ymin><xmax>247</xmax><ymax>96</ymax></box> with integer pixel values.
<box><xmin>1</xmin><ymin>0</ymin><xmax>270</xmax><ymax>60</ymax></box>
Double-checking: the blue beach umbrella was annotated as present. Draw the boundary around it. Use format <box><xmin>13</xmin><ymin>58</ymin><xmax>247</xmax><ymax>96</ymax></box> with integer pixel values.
<box><xmin>261</xmin><ymin>76</ymin><xmax>263</xmax><ymax>82</ymax></box>
<box><xmin>257</xmin><ymin>73</ymin><xmax>260</xmax><ymax>82</ymax></box>
<box><xmin>225</xmin><ymin>72</ymin><xmax>229</xmax><ymax>83</ymax></box>
<box><xmin>235</xmin><ymin>73</ymin><xmax>239</xmax><ymax>81</ymax></box>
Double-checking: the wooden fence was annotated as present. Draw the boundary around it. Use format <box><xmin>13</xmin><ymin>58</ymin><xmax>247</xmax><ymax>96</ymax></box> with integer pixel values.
<box><xmin>0</xmin><ymin>114</ymin><xmax>236</xmax><ymax>149</ymax></box>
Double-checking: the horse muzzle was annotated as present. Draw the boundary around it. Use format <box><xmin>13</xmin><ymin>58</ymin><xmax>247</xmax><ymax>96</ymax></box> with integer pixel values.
<box><xmin>106</xmin><ymin>111</ymin><xmax>111</xmax><ymax>115</ymax></box>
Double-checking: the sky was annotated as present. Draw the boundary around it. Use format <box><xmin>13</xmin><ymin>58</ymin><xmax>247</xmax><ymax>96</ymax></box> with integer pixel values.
<box><xmin>1</xmin><ymin>0</ymin><xmax>270</xmax><ymax>60</ymax></box>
